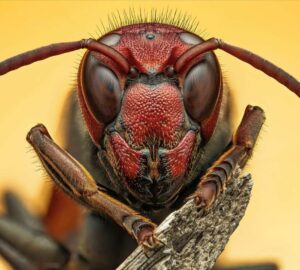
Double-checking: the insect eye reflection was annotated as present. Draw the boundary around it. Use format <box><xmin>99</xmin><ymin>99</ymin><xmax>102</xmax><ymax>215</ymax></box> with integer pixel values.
<box><xmin>179</xmin><ymin>32</ymin><xmax>202</xmax><ymax>45</ymax></box>
<box><xmin>82</xmin><ymin>57</ymin><xmax>122</xmax><ymax>124</ymax></box>
<box><xmin>100</xmin><ymin>33</ymin><xmax>121</xmax><ymax>46</ymax></box>
<box><xmin>183</xmin><ymin>59</ymin><xmax>220</xmax><ymax>122</ymax></box>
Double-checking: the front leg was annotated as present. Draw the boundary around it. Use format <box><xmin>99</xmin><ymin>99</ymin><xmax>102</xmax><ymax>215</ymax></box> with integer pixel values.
<box><xmin>191</xmin><ymin>105</ymin><xmax>265</xmax><ymax>207</ymax></box>
<box><xmin>26</xmin><ymin>124</ymin><xmax>158</xmax><ymax>249</ymax></box>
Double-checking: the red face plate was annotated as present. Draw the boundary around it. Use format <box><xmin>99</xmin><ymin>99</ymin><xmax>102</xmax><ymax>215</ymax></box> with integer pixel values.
<box><xmin>121</xmin><ymin>82</ymin><xmax>184</xmax><ymax>148</ymax></box>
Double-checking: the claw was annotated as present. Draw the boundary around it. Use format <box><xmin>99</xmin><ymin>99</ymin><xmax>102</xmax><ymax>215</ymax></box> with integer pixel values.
<box><xmin>135</xmin><ymin>225</ymin><xmax>160</xmax><ymax>251</ymax></box>
<box><xmin>188</xmin><ymin>192</ymin><xmax>214</xmax><ymax>210</ymax></box>
<box><xmin>187</xmin><ymin>193</ymin><xmax>201</xmax><ymax>208</ymax></box>
<box><xmin>141</xmin><ymin>235</ymin><xmax>161</xmax><ymax>251</ymax></box>
<box><xmin>189</xmin><ymin>181</ymin><xmax>217</xmax><ymax>209</ymax></box>
<box><xmin>147</xmin><ymin>234</ymin><xmax>161</xmax><ymax>249</ymax></box>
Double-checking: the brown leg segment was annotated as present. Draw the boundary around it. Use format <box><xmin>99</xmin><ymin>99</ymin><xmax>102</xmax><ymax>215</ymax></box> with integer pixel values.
<box><xmin>0</xmin><ymin>192</ymin><xmax>69</xmax><ymax>269</ymax></box>
<box><xmin>191</xmin><ymin>105</ymin><xmax>265</xmax><ymax>208</ymax></box>
<box><xmin>26</xmin><ymin>124</ymin><xmax>158</xmax><ymax>249</ymax></box>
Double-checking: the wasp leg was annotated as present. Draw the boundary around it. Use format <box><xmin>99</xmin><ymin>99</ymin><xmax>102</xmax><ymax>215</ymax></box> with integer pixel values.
<box><xmin>191</xmin><ymin>105</ymin><xmax>265</xmax><ymax>208</ymax></box>
<box><xmin>26</xmin><ymin>124</ymin><xmax>158</xmax><ymax>249</ymax></box>
<box><xmin>4</xmin><ymin>191</ymin><xmax>44</xmax><ymax>232</ymax></box>
<box><xmin>0</xmin><ymin>238</ymin><xmax>37</xmax><ymax>270</ymax></box>
<box><xmin>0</xmin><ymin>192</ymin><xmax>70</xmax><ymax>269</ymax></box>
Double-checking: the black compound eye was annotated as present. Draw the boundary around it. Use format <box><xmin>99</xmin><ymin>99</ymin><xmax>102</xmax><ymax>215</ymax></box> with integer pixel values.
<box><xmin>82</xmin><ymin>55</ymin><xmax>122</xmax><ymax>124</ymax></box>
<box><xmin>183</xmin><ymin>57</ymin><xmax>220</xmax><ymax>122</ymax></box>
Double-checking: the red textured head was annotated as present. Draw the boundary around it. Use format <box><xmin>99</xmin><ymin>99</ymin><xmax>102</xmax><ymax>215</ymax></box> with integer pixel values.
<box><xmin>78</xmin><ymin>23</ymin><xmax>222</xmax><ymax>206</ymax></box>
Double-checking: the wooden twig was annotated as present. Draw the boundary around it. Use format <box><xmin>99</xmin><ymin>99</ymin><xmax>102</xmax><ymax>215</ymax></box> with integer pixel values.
<box><xmin>118</xmin><ymin>171</ymin><xmax>253</xmax><ymax>270</ymax></box>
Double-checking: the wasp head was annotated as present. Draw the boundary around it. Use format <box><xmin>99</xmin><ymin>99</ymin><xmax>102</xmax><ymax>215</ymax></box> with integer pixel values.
<box><xmin>78</xmin><ymin>23</ymin><xmax>221</xmax><ymax>207</ymax></box>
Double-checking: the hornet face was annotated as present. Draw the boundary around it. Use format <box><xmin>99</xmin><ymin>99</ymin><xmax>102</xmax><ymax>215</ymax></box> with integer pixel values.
<box><xmin>79</xmin><ymin>23</ymin><xmax>221</xmax><ymax>206</ymax></box>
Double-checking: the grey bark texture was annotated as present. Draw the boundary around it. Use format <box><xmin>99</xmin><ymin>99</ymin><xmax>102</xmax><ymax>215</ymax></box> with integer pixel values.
<box><xmin>118</xmin><ymin>170</ymin><xmax>253</xmax><ymax>270</ymax></box>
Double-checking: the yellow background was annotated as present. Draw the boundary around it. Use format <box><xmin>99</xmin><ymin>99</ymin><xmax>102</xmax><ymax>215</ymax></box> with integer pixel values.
<box><xmin>0</xmin><ymin>1</ymin><xmax>300</xmax><ymax>269</ymax></box>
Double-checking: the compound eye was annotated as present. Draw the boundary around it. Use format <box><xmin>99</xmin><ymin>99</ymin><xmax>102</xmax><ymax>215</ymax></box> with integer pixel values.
<box><xmin>179</xmin><ymin>32</ymin><xmax>202</xmax><ymax>45</ymax></box>
<box><xmin>82</xmin><ymin>55</ymin><xmax>122</xmax><ymax>124</ymax></box>
<box><xmin>183</xmin><ymin>57</ymin><xmax>220</xmax><ymax>122</ymax></box>
<box><xmin>100</xmin><ymin>33</ymin><xmax>121</xmax><ymax>46</ymax></box>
